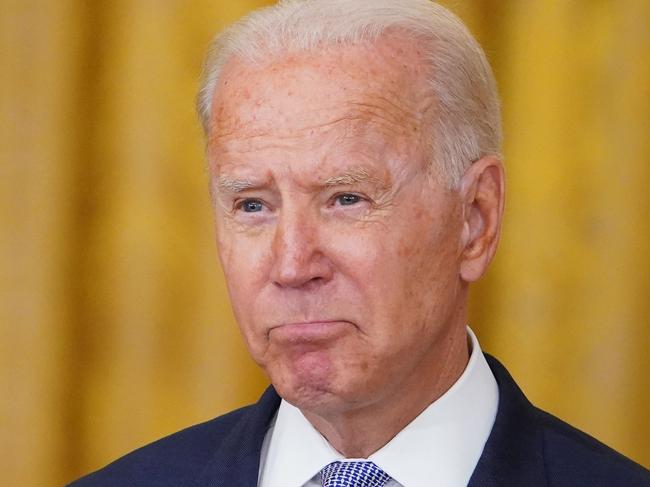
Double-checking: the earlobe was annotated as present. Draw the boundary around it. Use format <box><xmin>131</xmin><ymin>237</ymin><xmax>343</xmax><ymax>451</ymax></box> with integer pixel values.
<box><xmin>458</xmin><ymin>156</ymin><xmax>505</xmax><ymax>282</ymax></box>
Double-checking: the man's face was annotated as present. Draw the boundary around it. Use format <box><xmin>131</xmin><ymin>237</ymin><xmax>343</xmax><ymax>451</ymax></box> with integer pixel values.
<box><xmin>209</xmin><ymin>37</ymin><xmax>468</xmax><ymax>415</ymax></box>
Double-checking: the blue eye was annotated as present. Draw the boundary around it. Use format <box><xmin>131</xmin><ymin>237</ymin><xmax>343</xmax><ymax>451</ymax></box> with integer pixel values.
<box><xmin>240</xmin><ymin>199</ymin><xmax>264</xmax><ymax>212</ymax></box>
<box><xmin>336</xmin><ymin>194</ymin><xmax>361</xmax><ymax>206</ymax></box>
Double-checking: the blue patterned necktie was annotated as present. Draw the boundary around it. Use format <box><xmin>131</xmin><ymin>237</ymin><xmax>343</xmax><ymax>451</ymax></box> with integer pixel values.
<box><xmin>320</xmin><ymin>461</ymin><xmax>392</xmax><ymax>487</ymax></box>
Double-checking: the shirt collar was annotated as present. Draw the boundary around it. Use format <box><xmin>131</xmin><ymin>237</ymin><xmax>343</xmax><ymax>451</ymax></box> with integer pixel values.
<box><xmin>258</xmin><ymin>327</ymin><xmax>499</xmax><ymax>487</ymax></box>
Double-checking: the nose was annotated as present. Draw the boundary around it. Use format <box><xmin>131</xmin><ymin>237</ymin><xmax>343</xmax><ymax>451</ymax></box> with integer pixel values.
<box><xmin>270</xmin><ymin>208</ymin><xmax>333</xmax><ymax>289</ymax></box>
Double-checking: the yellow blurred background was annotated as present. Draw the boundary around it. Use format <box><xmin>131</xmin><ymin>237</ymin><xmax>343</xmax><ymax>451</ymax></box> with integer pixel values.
<box><xmin>2</xmin><ymin>1</ymin><xmax>649</xmax><ymax>485</ymax></box>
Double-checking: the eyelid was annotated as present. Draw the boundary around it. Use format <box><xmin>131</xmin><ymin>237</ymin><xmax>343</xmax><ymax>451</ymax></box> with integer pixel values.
<box><xmin>330</xmin><ymin>191</ymin><xmax>370</xmax><ymax>206</ymax></box>
<box><xmin>233</xmin><ymin>197</ymin><xmax>268</xmax><ymax>212</ymax></box>
<box><xmin>230</xmin><ymin>192</ymin><xmax>372</xmax><ymax>212</ymax></box>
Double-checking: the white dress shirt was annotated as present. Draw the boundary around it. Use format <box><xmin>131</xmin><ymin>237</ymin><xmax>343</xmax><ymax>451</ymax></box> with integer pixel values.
<box><xmin>258</xmin><ymin>327</ymin><xmax>499</xmax><ymax>487</ymax></box>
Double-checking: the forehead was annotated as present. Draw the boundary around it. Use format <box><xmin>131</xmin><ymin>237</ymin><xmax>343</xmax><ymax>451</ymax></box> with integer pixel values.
<box><xmin>209</xmin><ymin>34</ymin><xmax>434</xmax><ymax>149</ymax></box>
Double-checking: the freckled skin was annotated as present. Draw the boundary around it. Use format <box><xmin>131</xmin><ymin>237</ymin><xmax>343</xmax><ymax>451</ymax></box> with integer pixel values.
<box><xmin>207</xmin><ymin>34</ymin><xmax>501</xmax><ymax>457</ymax></box>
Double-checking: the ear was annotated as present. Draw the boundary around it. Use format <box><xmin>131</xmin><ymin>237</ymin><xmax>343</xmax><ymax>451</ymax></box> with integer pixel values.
<box><xmin>458</xmin><ymin>156</ymin><xmax>505</xmax><ymax>282</ymax></box>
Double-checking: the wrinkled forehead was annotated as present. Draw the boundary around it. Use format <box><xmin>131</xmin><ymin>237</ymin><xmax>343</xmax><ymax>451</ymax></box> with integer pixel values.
<box><xmin>208</xmin><ymin>34</ymin><xmax>435</xmax><ymax>147</ymax></box>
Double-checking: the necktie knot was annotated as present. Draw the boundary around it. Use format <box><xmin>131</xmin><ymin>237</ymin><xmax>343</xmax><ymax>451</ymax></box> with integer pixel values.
<box><xmin>320</xmin><ymin>461</ymin><xmax>391</xmax><ymax>487</ymax></box>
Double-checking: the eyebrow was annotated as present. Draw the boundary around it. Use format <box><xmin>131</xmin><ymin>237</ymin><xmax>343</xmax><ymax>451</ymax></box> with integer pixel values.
<box><xmin>214</xmin><ymin>175</ymin><xmax>260</xmax><ymax>194</ymax></box>
<box><xmin>323</xmin><ymin>167</ymin><xmax>387</xmax><ymax>189</ymax></box>
<box><xmin>214</xmin><ymin>166</ymin><xmax>387</xmax><ymax>195</ymax></box>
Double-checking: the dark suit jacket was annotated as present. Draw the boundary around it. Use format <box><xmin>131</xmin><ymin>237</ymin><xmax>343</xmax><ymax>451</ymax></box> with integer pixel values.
<box><xmin>69</xmin><ymin>355</ymin><xmax>650</xmax><ymax>486</ymax></box>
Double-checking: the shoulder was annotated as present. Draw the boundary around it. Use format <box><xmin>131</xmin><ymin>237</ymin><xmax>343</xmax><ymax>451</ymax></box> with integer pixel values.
<box><xmin>68</xmin><ymin>387</ymin><xmax>281</xmax><ymax>487</ymax></box>
<box><xmin>483</xmin><ymin>354</ymin><xmax>649</xmax><ymax>486</ymax></box>
<box><xmin>534</xmin><ymin>407</ymin><xmax>650</xmax><ymax>486</ymax></box>
<box><xmin>67</xmin><ymin>406</ymin><xmax>252</xmax><ymax>487</ymax></box>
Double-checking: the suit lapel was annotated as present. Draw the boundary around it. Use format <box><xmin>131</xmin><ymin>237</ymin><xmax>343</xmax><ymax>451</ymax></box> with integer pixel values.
<box><xmin>197</xmin><ymin>386</ymin><xmax>281</xmax><ymax>487</ymax></box>
<box><xmin>468</xmin><ymin>354</ymin><xmax>548</xmax><ymax>486</ymax></box>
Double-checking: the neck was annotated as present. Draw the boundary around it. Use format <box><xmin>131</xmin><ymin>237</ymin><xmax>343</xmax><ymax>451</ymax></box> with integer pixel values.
<box><xmin>302</xmin><ymin>323</ymin><xmax>470</xmax><ymax>458</ymax></box>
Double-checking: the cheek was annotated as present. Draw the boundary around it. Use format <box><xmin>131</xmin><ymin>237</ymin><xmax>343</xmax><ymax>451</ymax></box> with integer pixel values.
<box><xmin>369</xmin><ymin>208</ymin><xmax>462</xmax><ymax>319</ymax></box>
<box><xmin>403</xmin><ymin>224</ymin><xmax>463</xmax><ymax>326</ymax></box>
<box><xmin>323</xmin><ymin>227</ymin><xmax>412</xmax><ymax>334</ymax></box>
<box><xmin>217</xmin><ymin>228</ymin><xmax>272</xmax><ymax>321</ymax></box>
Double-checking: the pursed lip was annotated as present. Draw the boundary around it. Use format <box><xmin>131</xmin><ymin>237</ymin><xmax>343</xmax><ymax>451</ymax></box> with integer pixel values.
<box><xmin>269</xmin><ymin>320</ymin><xmax>352</xmax><ymax>343</ymax></box>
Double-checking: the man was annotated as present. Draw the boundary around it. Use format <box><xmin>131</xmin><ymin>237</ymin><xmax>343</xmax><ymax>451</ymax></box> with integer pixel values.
<box><xmin>71</xmin><ymin>1</ymin><xmax>649</xmax><ymax>486</ymax></box>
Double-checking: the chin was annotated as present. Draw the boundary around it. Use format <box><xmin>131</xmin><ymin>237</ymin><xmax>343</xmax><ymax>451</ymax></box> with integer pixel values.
<box><xmin>267</xmin><ymin>352</ymin><xmax>351</xmax><ymax>412</ymax></box>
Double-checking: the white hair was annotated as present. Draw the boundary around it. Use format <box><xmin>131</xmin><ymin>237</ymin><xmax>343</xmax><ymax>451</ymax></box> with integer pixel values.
<box><xmin>197</xmin><ymin>0</ymin><xmax>502</xmax><ymax>186</ymax></box>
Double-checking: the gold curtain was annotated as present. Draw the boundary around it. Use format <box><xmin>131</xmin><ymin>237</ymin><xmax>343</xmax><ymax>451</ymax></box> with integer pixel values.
<box><xmin>2</xmin><ymin>1</ymin><xmax>648</xmax><ymax>485</ymax></box>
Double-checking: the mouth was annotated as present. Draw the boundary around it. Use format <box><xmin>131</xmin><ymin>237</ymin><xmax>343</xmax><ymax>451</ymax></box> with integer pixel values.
<box><xmin>269</xmin><ymin>320</ymin><xmax>352</xmax><ymax>343</ymax></box>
